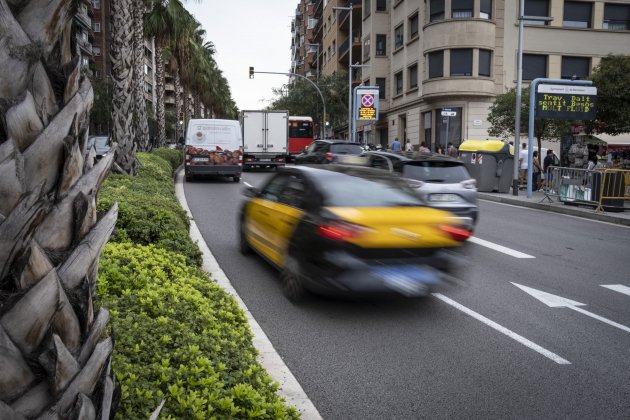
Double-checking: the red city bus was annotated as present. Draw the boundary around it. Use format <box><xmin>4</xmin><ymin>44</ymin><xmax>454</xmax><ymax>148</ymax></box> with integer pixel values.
<box><xmin>288</xmin><ymin>116</ymin><xmax>314</xmax><ymax>160</ymax></box>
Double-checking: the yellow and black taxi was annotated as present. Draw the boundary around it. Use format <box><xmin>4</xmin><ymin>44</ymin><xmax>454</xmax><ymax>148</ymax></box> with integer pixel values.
<box><xmin>238</xmin><ymin>165</ymin><xmax>470</xmax><ymax>301</ymax></box>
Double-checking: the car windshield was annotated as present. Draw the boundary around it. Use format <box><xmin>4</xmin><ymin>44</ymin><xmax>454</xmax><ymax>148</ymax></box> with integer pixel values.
<box><xmin>94</xmin><ymin>137</ymin><xmax>109</xmax><ymax>147</ymax></box>
<box><xmin>402</xmin><ymin>161</ymin><xmax>470</xmax><ymax>183</ymax></box>
<box><xmin>321</xmin><ymin>173</ymin><xmax>424</xmax><ymax>207</ymax></box>
<box><xmin>331</xmin><ymin>144</ymin><xmax>363</xmax><ymax>155</ymax></box>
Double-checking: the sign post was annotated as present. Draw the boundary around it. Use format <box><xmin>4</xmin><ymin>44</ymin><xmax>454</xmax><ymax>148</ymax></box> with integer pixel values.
<box><xmin>441</xmin><ymin>108</ymin><xmax>457</xmax><ymax>151</ymax></box>
<box><xmin>353</xmin><ymin>86</ymin><xmax>380</xmax><ymax>144</ymax></box>
<box><xmin>526</xmin><ymin>78</ymin><xmax>597</xmax><ymax>198</ymax></box>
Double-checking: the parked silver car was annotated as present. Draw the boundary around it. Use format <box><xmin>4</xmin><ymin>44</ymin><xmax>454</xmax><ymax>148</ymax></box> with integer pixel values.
<box><xmin>86</xmin><ymin>135</ymin><xmax>111</xmax><ymax>160</ymax></box>
<box><xmin>360</xmin><ymin>151</ymin><xmax>479</xmax><ymax>231</ymax></box>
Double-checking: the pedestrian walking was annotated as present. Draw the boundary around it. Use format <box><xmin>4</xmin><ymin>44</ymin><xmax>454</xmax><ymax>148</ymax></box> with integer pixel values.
<box><xmin>447</xmin><ymin>142</ymin><xmax>458</xmax><ymax>158</ymax></box>
<box><xmin>419</xmin><ymin>142</ymin><xmax>430</xmax><ymax>153</ymax></box>
<box><xmin>532</xmin><ymin>150</ymin><xmax>542</xmax><ymax>190</ymax></box>
<box><xmin>405</xmin><ymin>140</ymin><xmax>413</xmax><ymax>152</ymax></box>
<box><xmin>391</xmin><ymin>137</ymin><xmax>401</xmax><ymax>152</ymax></box>
<box><xmin>518</xmin><ymin>142</ymin><xmax>528</xmax><ymax>189</ymax></box>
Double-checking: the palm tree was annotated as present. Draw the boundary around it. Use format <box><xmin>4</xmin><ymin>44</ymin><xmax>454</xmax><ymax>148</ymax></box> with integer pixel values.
<box><xmin>0</xmin><ymin>0</ymin><xmax>117</xmax><ymax>416</ymax></box>
<box><xmin>133</xmin><ymin>0</ymin><xmax>151</xmax><ymax>151</ymax></box>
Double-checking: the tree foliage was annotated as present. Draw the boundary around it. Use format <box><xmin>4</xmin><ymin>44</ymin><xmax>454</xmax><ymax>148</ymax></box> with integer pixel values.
<box><xmin>589</xmin><ymin>54</ymin><xmax>630</xmax><ymax>135</ymax></box>
<box><xmin>268</xmin><ymin>72</ymin><xmax>349</xmax><ymax>133</ymax></box>
<box><xmin>487</xmin><ymin>87</ymin><xmax>569</xmax><ymax>157</ymax></box>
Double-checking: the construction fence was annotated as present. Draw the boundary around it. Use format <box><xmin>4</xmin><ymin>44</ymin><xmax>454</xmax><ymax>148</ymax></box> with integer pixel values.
<box><xmin>542</xmin><ymin>167</ymin><xmax>630</xmax><ymax>213</ymax></box>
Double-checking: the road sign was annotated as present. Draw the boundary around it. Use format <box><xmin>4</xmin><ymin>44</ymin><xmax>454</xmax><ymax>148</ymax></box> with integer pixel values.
<box><xmin>441</xmin><ymin>108</ymin><xmax>457</xmax><ymax>117</ymax></box>
<box><xmin>535</xmin><ymin>84</ymin><xmax>597</xmax><ymax>120</ymax></box>
<box><xmin>354</xmin><ymin>86</ymin><xmax>379</xmax><ymax>121</ymax></box>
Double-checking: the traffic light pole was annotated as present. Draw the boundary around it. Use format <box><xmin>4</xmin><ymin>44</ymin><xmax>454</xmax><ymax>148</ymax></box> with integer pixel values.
<box><xmin>250</xmin><ymin>69</ymin><xmax>327</xmax><ymax>140</ymax></box>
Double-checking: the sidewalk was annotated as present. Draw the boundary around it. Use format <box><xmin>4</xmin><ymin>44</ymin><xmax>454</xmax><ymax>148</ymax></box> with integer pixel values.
<box><xmin>478</xmin><ymin>189</ymin><xmax>630</xmax><ymax>227</ymax></box>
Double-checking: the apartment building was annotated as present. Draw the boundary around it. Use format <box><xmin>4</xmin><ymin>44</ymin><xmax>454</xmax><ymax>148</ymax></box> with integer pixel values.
<box><xmin>292</xmin><ymin>0</ymin><xmax>630</xmax><ymax>149</ymax></box>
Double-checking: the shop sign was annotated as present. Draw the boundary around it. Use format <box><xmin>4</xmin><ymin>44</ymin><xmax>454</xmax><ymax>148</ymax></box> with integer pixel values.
<box><xmin>536</xmin><ymin>84</ymin><xmax>597</xmax><ymax>120</ymax></box>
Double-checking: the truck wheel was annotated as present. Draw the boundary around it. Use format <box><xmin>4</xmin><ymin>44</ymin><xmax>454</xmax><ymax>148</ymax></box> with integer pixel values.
<box><xmin>233</xmin><ymin>176</ymin><xmax>240</xmax><ymax>183</ymax></box>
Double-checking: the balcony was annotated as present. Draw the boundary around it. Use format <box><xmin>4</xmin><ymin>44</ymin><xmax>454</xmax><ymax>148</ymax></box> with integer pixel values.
<box><xmin>313</xmin><ymin>0</ymin><xmax>323</xmax><ymax>16</ymax></box>
<box><xmin>338</xmin><ymin>32</ymin><xmax>361</xmax><ymax>65</ymax></box>
<box><xmin>76</xmin><ymin>33</ymin><xmax>93</xmax><ymax>55</ymax></box>
<box><xmin>75</xmin><ymin>4</ymin><xmax>92</xmax><ymax>29</ymax></box>
<box><xmin>338</xmin><ymin>0</ymin><xmax>361</xmax><ymax>31</ymax></box>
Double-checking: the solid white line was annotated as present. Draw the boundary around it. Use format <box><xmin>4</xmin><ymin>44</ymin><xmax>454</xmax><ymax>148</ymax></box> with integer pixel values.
<box><xmin>432</xmin><ymin>293</ymin><xmax>571</xmax><ymax>365</ymax></box>
<box><xmin>570</xmin><ymin>306</ymin><xmax>630</xmax><ymax>333</ymax></box>
<box><xmin>176</xmin><ymin>169</ymin><xmax>322</xmax><ymax>419</ymax></box>
<box><xmin>468</xmin><ymin>236</ymin><xmax>536</xmax><ymax>259</ymax></box>
<box><xmin>601</xmin><ymin>284</ymin><xmax>630</xmax><ymax>297</ymax></box>
<box><xmin>243</xmin><ymin>181</ymin><xmax>254</xmax><ymax>188</ymax></box>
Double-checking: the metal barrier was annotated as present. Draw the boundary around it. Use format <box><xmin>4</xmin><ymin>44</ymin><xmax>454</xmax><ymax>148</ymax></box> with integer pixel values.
<box><xmin>541</xmin><ymin>166</ymin><xmax>629</xmax><ymax>212</ymax></box>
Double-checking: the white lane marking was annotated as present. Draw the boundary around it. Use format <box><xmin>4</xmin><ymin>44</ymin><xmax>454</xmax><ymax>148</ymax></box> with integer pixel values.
<box><xmin>243</xmin><ymin>181</ymin><xmax>254</xmax><ymax>188</ymax></box>
<box><xmin>432</xmin><ymin>293</ymin><xmax>571</xmax><ymax>365</ymax></box>
<box><xmin>513</xmin><ymin>283</ymin><xmax>630</xmax><ymax>334</ymax></box>
<box><xmin>468</xmin><ymin>236</ymin><xmax>536</xmax><ymax>259</ymax></box>
<box><xmin>601</xmin><ymin>284</ymin><xmax>630</xmax><ymax>297</ymax></box>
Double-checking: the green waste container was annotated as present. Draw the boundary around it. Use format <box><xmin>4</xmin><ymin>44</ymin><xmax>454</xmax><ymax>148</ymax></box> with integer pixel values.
<box><xmin>459</xmin><ymin>140</ymin><xmax>514</xmax><ymax>193</ymax></box>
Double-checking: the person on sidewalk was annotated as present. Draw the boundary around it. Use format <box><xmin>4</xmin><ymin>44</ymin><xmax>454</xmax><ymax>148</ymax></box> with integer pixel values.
<box><xmin>543</xmin><ymin>149</ymin><xmax>555</xmax><ymax>192</ymax></box>
<box><xmin>419</xmin><ymin>142</ymin><xmax>430</xmax><ymax>153</ymax></box>
<box><xmin>447</xmin><ymin>142</ymin><xmax>458</xmax><ymax>158</ymax></box>
<box><xmin>532</xmin><ymin>150</ymin><xmax>543</xmax><ymax>190</ymax></box>
<box><xmin>391</xmin><ymin>137</ymin><xmax>401</xmax><ymax>152</ymax></box>
<box><xmin>405</xmin><ymin>140</ymin><xmax>413</xmax><ymax>152</ymax></box>
<box><xmin>518</xmin><ymin>142</ymin><xmax>528</xmax><ymax>189</ymax></box>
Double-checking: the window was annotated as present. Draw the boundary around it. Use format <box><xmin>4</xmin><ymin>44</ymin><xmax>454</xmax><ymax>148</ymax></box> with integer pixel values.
<box><xmin>93</xmin><ymin>47</ymin><xmax>101</xmax><ymax>56</ymax></box>
<box><xmin>332</xmin><ymin>40</ymin><xmax>336</xmax><ymax>55</ymax></box>
<box><xmin>430</xmin><ymin>0</ymin><xmax>445</xmax><ymax>21</ymax></box>
<box><xmin>563</xmin><ymin>1</ymin><xmax>592</xmax><ymax>28</ymax></box>
<box><xmin>523</xmin><ymin>54</ymin><xmax>547</xmax><ymax>80</ymax></box>
<box><xmin>92</xmin><ymin>0</ymin><xmax>100</xmax><ymax>9</ymax></box>
<box><xmin>144</xmin><ymin>82</ymin><xmax>152</xmax><ymax>94</ymax></box>
<box><xmin>480</xmin><ymin>0</ymin><xmax>492</xmax><ymax>19</ymax></box>
<box><xmin>524</xmin><ymin>0</ymin><xmax>550</xmax><ymax>24</ymax></box>
<box><xmin>395</xmin><ymin>71</ymin><xmax>403</xmax><ymax>95</ymax></box>
<box><xmin>377</xmin><ymin>0</ymin><xmax>387</xmax><ymax>11</ymax></box>
<box><xmin>409</xmin><ymin>13</ymin><xmax>419</xmax><ymax>39</ymax></box>
<box><xmin>363</xmin><ymin>36</ymin><xmax>370</xmax><ymax>60</ymax></box>
<box><xmin>394</xmin><ymin>24</ymin><xmax>404</xmax><ymax>49</ymax></box>
<box><xmin>561</xmin><ymin>56</ymin><xmax>591</xmax><ymax>79</ymax></box>
<box><xmin>603</xmin><ymin>3</ymin><xmax>630</xmax><ymax>30</ymax></box>
<box><xmin>376</xmin><ymin>77</ymin><xmax>386</xmax><ymax>99</ymax></box>
<box><xmin>452</xmin><ymin>0</ymin><xmax>473</xmax><ymax>18</ymax></box>
<box><xmin>376</xmin><ymin>34</ymin><xmax>386</xmax><ymax>56</ymax></box>
<box><xmin>94</xmin><ymin>70</ymin><xmax>101</xmax><ymax>79</ymax></box>
<box><xmin>423</xmin><ymin>112</ymin><xmax>432</xmax><ymax>150</ymax></box>
<box><xmin>479</xmin><ymin>49</ymin><xmax>492</xmax><ymax>76</ymax></box>
<box><xmin>450</xmin><ymin>48</ymin><xmax>473</xmax><ymax>76</ymax></box>
<box><xmin>408</xmin><ymin>64</ymin><xmax>418</xmax><ymax>89</ymax></box>
<box><xmin>93</xmin><ymin>22</ymin><xmax>101</xmax><ymax>32</ymax></box>
<box><xmin>364</xmin><ymin>0</ymin><xmax>371</xmax><ymax>18</ymax></box>
<box><xmin>428</xmin><ymin>50</ymin><xmax>444</xmax><ymax>78</ymax></box>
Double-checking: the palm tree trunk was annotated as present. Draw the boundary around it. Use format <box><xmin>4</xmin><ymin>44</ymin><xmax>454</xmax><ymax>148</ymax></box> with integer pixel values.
<box><xmin>155</xmin><ymin>44</ymin><xmax>166</xmax><ymax>147</ymax></box>
<box><xmin>133</xmin><ymin>0</ymin><xmax>150</xmax><ymax>151</ymax></box>
<box><xmin>194</xmin><ymin>92</ymin><xmax>201</xmax><ymax>118</ymax></box>
<box><xmin>111</xmin><ymin>0</ymin><xmax>136</xmax><ymax>175</ymax></box>
<box><xmin>0</xmin><ymin>0</ymin><xmax>118</xmax><ymax>416</ymax></box>
<box><xmin>183</xmin><ymin>87</ymin><xmax>191</xmax><ymax>127</ymax></box>
<box><xmin>175</xmin><ymin>72</ymin><xmax>182</xmax><ymax>141</ymax></box>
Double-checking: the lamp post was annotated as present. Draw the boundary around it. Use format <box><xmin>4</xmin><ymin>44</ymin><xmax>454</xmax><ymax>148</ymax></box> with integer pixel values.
<box><xmin>333</xmin><ymin>5</ymin><xmax>353</xmax><ymax>141</ymax></box>
<box><xmin>512</xmin><ymin>0</ymin><xmax>554</xmax><ymax>195</ymax></box>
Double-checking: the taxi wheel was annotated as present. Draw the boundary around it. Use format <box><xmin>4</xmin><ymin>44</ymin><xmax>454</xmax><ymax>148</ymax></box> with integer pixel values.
<box><xmin>280</xmin><ymin>262</ymin><xmax>305</xmax><ymax>302</ymax></box>
<box><xmin>239</xmin><ymin>225</ymin><xmax>252</xmax><ymax>255</ymax></box>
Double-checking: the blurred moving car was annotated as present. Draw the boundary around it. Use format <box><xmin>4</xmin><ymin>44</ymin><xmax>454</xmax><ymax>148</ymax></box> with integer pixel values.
<box><xmin>294</xmin><ymin>139</ymin><xmax>363</xmax><ymax>164</ymax></box>
<box><xmin>86</xmin><ymin>135</ymin><xmax>111</xmax><ymax>161</ymax></box>
<box><xmin>361</xmin><ymin>151</ymin><xmax>479</xmax><ymax>231</ymax></box>
<box><xmin>238</xmin><ymin>165</ymin><xmax>470</xmax><ymax>301</ymax></box>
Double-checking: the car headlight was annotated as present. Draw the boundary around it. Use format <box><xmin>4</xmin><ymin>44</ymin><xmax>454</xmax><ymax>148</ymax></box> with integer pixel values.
<box><xmin>461</xmin><ymin>179</ymin><xmax>476</xmax><ymax>190</ymax></box>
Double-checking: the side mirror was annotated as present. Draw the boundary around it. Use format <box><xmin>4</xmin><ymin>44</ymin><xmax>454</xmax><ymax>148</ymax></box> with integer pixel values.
<box><xmin>242</xmin><ymin>186</ymin><xmax>260</xmax><ymax>198</ymax></box>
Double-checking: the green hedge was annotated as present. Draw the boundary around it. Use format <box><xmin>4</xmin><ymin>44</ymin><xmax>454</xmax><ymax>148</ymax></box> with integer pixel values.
<box><xmin>98</xmin><ymin>152</ymin><xmax>202</xmax><ymax>267</ymax></box>
<box><xmin>151</xmin><ymin>148</ymin><xmax>183</xmax><ymax>172</ymax></box>
<box><xmin>98</xmin><ymin>243</ymin><xmax>299</xmax><ymax>419</ymax></box>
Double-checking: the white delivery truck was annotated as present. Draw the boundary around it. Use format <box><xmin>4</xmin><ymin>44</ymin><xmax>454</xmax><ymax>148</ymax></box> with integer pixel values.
<box><xmin>184</xmin><ymin>119</ymin><xmax>242</xmax><ymax>182</ymax></box>
<box><xmin>240</xmin><ymin>110</ymin><xmax>289</xmax><ymax>171</ymax></box>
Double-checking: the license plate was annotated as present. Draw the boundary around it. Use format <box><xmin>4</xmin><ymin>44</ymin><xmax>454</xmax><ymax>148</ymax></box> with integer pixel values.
<box><xmin>192</xmin><ymin>157</ymin><xmax>208</xmax><ymax>162</ymax></box>
<box><xmin>429</xmin><ymin>193</ymin><xmax>460</xmax><ymax>203</ymax></box>
<box><xmin>372</xmin><ymin>266</ymin><xmax>439</xmax><ymax>296</ymax></box>
<box><xmin>259</xmin><ymin>158</ymin><xmax>271</xmax><ymax>162</ymax></box>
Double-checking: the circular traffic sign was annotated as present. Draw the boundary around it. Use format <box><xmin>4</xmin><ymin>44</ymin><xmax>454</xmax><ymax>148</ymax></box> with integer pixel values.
<box><xmin>361</xmin><ymin>94</ymin><xmax>374</xmax><ymax>107</ymax></box>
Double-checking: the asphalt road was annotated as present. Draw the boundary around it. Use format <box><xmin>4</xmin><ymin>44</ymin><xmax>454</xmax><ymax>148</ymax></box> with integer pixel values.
<box><xmin>184</xmin><ymin>169</ymin><xmax>630</xmax><ymax>419</ymax></box>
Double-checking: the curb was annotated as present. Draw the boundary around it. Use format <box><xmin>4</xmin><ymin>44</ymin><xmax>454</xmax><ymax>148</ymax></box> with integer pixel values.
<box><xmin>174</xmin><ymin>169</ymin><xmax>322</xmax><ymax>420</ymax></box>
<box><xmin>478</xmin><ymin>193</ymin><xmax>630</xmax><ymax>227</ymax></box>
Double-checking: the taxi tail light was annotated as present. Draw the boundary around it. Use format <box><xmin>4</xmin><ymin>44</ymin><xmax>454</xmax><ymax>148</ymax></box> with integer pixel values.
<box><xmin>317</xmin><ymin>221</ymin><xmax>365</xmax><ymax>241</ymax></box>
<box><xmin>439</xmin><ymin>224</ymin><xmax>472</xmax><ymax>242</ymax></box>
<box><xmin>324</xmin><ymin>152</ymin><xmax>334</xmax><ymax>160</ymax></box>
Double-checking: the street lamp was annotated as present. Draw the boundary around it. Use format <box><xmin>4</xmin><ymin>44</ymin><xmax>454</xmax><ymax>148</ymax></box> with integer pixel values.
<box><xmin>512</xmin><ymin>0</ymin><xmax>554</xmax><ymax>195</ymax></box>
<box><xmin>333</xmin><ymin>5</ymin><xmax>353</xmax><ymax>141</ymax></box>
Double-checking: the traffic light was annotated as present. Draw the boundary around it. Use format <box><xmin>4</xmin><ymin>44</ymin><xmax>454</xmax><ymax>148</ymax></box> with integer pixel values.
<box><xmin>249</xmin><ymin>66</ymin><xmax>254</xmax><ymax>79</ymax></box>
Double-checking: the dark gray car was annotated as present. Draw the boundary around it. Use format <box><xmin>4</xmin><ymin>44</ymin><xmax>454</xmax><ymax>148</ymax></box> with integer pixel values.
<box><xmin>294</xmin><ymin>139</ymin><xmax>364</xmax><ymax>165</ymax></box>
<box><xmin>360</xmin><ymin>151</ymin><xmax>479</xmax><ymax>231</ymax></box>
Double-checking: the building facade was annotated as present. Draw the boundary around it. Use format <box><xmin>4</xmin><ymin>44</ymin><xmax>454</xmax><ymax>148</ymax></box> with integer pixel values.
<box><xmin>291</xmin><ymin>0</ymin><xmax>630</xmax><ymax>149</ymax></box>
